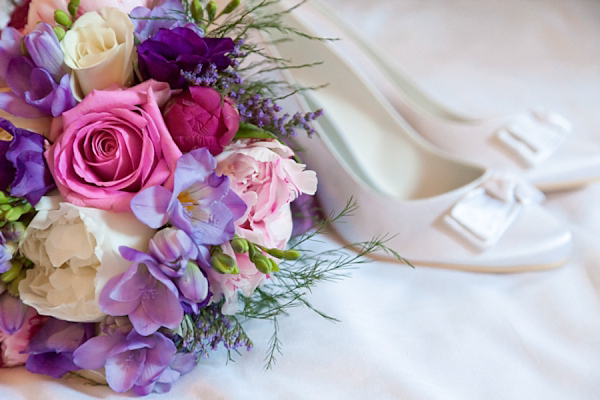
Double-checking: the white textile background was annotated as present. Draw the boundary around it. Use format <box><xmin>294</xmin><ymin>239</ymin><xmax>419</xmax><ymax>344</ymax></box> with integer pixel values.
<box><xmin>1</xmin><ymin>0</ymin><xmax>600</xmax><ymax>399</ymax></box>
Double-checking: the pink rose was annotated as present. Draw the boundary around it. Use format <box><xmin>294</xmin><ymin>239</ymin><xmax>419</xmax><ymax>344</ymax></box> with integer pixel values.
<box><xmin>24</xmin><ymin>0</ymin><xmax>153</xmax><ymax>33</ymax></box>
<box><xmin>164</xmin><ymin>86</ymin><xmax>239</xmax><ymax>155</ymax></box>
<box><xmin>45</xmin><ymin>80</ymin><xmax>182</xmax><ymax>212</ymax></box>
<box><xmin>216</xmin><ymin>139</ymin><xmax>317</xmax><ymax>249</ymax></box>
<box><xmin>0</xmin><ymin>307</ymin><xmax>47</xmax><ymax>367</ymax></box>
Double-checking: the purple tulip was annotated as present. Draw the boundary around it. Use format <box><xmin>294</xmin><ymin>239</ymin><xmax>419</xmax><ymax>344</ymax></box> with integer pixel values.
<box><xmin>130</xmin><ymin>148</ymin><xmax>246</xmax><ymax>247</ymax></box>
<box><xmin>137</xmin><ymin>27</ymin><xmax>234</xmax><ymax>89</ymax></box>
<box><xmin>131</xmin><ymin>1</ymin><xmax>201</xmax><ymax>42</ymax></box>
<box><xmin>99</xmin><ymin>246</ymin><xmax>184</xmax><ymax>336</ymax></box>
<box><xmin>25</xmin><ymin>318</ymin><xmax>95</xmax><ymax>379</ymax></box>
<box><xmin>0</xmin><ymin>118</ymin><xmax>56</xmax><ymax>206</ymax></box>
<box><xmin>0</xmin><ymin>292</ymin><xmax>27</xmax><ymax>334</ymax></box>
<box><xmin>148</xmin><ymin>228</ymin><xmax>198</xmax><ymax>278</ymax></box>
<box><xmin>73</xmin><ymin>329</ymin><xmax>177</xmax><ymax>394</ymax></box>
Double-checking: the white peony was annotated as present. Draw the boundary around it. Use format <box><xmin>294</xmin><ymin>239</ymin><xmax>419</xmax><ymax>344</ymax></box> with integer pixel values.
<box><xmin>18</xmin><ymin>194</ymin><xmax>155</xmax><ymax>322</ymax></box>
<box><xmin>61</xmin><ymin>7</ymin><xmax>135</xmax><ymax>100</ymax></box>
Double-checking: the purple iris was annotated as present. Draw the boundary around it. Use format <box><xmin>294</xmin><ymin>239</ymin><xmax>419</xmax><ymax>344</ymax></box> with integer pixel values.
<box><xmin>99</xmin><ymin>246</ymin><xmax>184</xmax><ymax>336</ymax></box>
<box><xmin>73</xmin><ymin>328</ymin><xmax>177</xmax><ymax>395</ymax></box>
<box><xmin>0</xmin><ymin>23</ymin><xmax>76</xmax><ymax>118</ymax></box>
<box><xmin>131</xmin><ymin>1</ymin><xmax>202</xmax><ymax>42</ymax></box>
<box><xmin>0</xmin><ymin>292</ymin><xmax>27</xmax><ymax>334</ymax></box>
<box><xmin>131</xmin><ymin>148</ymin><xmax>246</xmax><ymax>247</ymax></box>
<box><xmin>25</xmin><ymin>318</ymin><xmax>95</xmax><ymax>379</ymax></box>
<box><xmin>0</xmin><ymin>232</ymin><xmax>11</xmax><ymax>273</ymax></box>
<box><xmin>137</xmin><ymin>27</ymin><xmax>234</xmax><ymax>89</ymax></box>
<box><xmin>0</xmin><ymin>118</ymin><xmax>56</xmax><ymax>206</ymax></box>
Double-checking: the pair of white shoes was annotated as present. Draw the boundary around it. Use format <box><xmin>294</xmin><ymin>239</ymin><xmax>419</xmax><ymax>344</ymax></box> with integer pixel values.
<box><xmin>261</xmin><ymin>0</ymin><xmax>600</xmax><ymax>272</ymax></box>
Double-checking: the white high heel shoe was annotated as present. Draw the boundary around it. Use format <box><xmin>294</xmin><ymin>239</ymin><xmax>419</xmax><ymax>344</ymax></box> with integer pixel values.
<box><xmin>258</xmin><ymin>1</ymin><xmax>572</xmax><ymax>271</ymax></box>
<box><xmin>277</xmin><ymin>0</ymin><xmax>600</xmax><ymax>192</ymax></box>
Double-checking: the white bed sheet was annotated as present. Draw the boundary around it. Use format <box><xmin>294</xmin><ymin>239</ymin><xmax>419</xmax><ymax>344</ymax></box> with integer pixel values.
<box><xmin>1</xmin><ymin>0</ymin><xmax>600</xmax><ymax>399</ymax></box>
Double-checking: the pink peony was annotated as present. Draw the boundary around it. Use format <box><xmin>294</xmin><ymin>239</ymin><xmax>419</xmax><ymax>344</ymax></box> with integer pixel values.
<box><xmin>24</xmin><ymin>0</ymin><xmax>153</xmax><ymax>33</ymax></box>
<box><xmin>164</xmin><ymin>86</ymin><xmax>239</xmax><ymax>156</ymax></box>
<box><xmin>216</xmin><ymin>139</ymin><xmax>317</xmax><ymax>249</ymax></box>
<box><xmin>45</xmin><ymin>80</ymin><xmax>182</xmax><ymax>212</ymax></box>
<box><xmin>0</xmin><ymin>307</ymin><xmax>47</xmax><ymax>368</ymax></box>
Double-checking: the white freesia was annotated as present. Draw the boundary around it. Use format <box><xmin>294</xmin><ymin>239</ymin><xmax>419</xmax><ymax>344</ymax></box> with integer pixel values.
<box><xmin>18</xmin><ymin>194</ymin><xmax>155</xmax><ymax>322</ymax></box>
<box><xmin>61</xmin><ymin>7</ymin><xmax>135</xmax><ymax>100</ymax></box>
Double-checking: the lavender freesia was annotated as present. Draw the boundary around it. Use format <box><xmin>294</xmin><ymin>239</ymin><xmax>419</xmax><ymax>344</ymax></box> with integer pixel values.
<box><xmin>131</xmin><ymin>1</ymin><xmax>201</xmax><ymax>42</ymax></box>
<box><xmin>25</xmin><ymin>318</ymin><xmax>95</xmax><ymax>379</ymax></box>
<box><xmin>99</xmin><ymin>246</ymin><xmax>184</xmax><ymax>336</ymax></box>
<box><xmin>0</xmin><ymin>292</ymin><xmax>27</xmax><ymax>334</ymax></box>
<box><xmin>137</xmin><ymin>27</ymin><xmax>234</xmax><ymax>89</ymax></box>
<box><xmin>131</xmin><ymin>148</ymin><xmax>246</xmax><ymax>247</ymax></box>
<box><xmin>0</xmin><ymin>118</ymin><xmax>56</xmax><ymax>206</ymax></box>
<box><xmin>73</xmin><ymin>328</ymin><xmax>177</xmax><ymax>395</ymax></box>
<box><xmin>0</xmin><ymin>23</ymin><xmax>76</xmax><ymax>118</ymax></box>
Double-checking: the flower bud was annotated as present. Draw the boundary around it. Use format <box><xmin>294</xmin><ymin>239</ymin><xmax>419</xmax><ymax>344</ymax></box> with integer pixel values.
<box><xmin>211</xmin><ymin>253</ymin><xmax>239</xmax><ymax>274</ymax></box>
<box><xmin>206</xmin><ymin>0</ymin><xmax>217</xmax><ymax>21</ymax></box>
<box><xmin>4</xmin><ymin>206</ymin><xmax>23</xmax><ymax>222</ymax></box>
<box><xmin>176</xmin><ymin>261</ymin><xmax>210</xmax><ymax>303</ymax></box>
<box><xmin>1</xmin><ymin>260</ymin><xmax>22</xmax><ymax>283</ymax></box>
<box><xmin>266</xmin><ymin>248</ymin><xmax>284</xmax><ymax>259</ymax></box>
<box><xmin>7</xmin><ymin>271</ymin><xmax>25</xmax><ymax>296</ymax></box>
<box><xmin>53</xmin><ymin>26</ymin><xmax>66</xmax><ymax>41</ymax></box>
<box><xmin>222</xmin><ymin>0</ymin><xmax>240</xmax><ymax>15</ymax></box>
<box><xmin>2</xmin><ymin>221</ymin><xmax>26</xmax><ymax>242</ymax></box>
<box><xmin>231</xmin><ymin>237</ymin><xmax>249</xmax><ymax>254</ymax></box>
<box><xmin>253</xmin><ymin>254</ymin><xmax>270</xmax><ymax>274</ymax></box>
<box><xmin>282</xmin><ymin>249</ymin><xmax>301</xmax><ymax>260</ymax></box>
<box><xmin>68</xmin><ymin>0</ymin><xmax>80</xmax><ymax>17</ymax></box>
<box><xmin>268</xmin><ymin>257</ymin><xmax>279</xmax><ymax>273</ymax></box>
<box><xmin>54</xmin><ymin>10</ymin><xmax>72</xmax><ymax>28</ymax></box>
<box><xmin>191</xmin><ymin>0</ymin><xmax>203</xmax><ymax>22</ymax></box>
<box><xmin>0</xmin><ymin>292</ymin><xmax>27</xmax><ymax>334</ymax></box>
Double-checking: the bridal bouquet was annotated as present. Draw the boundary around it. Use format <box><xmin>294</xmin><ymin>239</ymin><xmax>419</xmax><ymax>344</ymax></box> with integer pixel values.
<box><xmin>0</xmin><ymin>0</ymin><xmax>402</xmax><ymax>396</ymax></box>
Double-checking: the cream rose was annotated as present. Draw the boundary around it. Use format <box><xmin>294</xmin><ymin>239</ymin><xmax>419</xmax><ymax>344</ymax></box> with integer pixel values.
<box><xmin>18</xmin><ymin>194</ymin><xmax>155</xmax><ymax>322</ymax></box>
<box><xmin>61</xmin><ymin>7</ymin><xmax>135</xmax><ymax>100</ymax></box>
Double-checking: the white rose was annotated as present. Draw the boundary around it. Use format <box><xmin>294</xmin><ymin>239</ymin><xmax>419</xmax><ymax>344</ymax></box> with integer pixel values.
<box><xmin>61</xmin><ymin>7</ymin><xmax>135</xmax><ymax>100</ymax></box>
<box><xmin>18</xmin><ymin>194</ymin><xmax>155</xmax><ymax>322</ymax></box>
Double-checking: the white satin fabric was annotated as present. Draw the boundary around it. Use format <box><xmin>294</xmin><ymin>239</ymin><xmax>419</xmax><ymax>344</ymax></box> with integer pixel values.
<box><xmin>1</xmin><ymin>0</ymin><xmax>600</xmax><ymax>399</ymax></box>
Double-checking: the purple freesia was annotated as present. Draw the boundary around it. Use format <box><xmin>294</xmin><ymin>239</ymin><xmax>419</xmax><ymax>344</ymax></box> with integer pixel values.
<box><xmin>0</xmin><ymin>292</ymin><xmax>27</xmax><ymax>334</ymax></box>
<box><xmin>73</xmin><ymin>328</ymin><xmax>177</xmax><ymax>395</ymax></box>
<box><xmin>131</xmin><ymin>0</ymin><xmax>201</xmax><ymax>42</ymax></box>
<box><xmin>136</xmin><ymin>352</ymin><xmax>197</xmax><ymax>395</ymax></box>
<box><xmin>148</xmin><ymin>228</ymin><xmax>198</xmax><ymax>278</ymax></box>
<box><xmin>131</xmin><ymin>148</ymin><xmax>246</xmax><ymax>248</ymax></box>
<box><xmin>99</xmin><ymin>246</ymin><xmax>184</xmax><ymax>336</ymax></box>
<box><xmin>137</xmin><ymin>27</ymin><xmax>234</xmax><ymax>89</ymax></box>
<box><xmin>0</xmin><ymin>27</ymin><xmax>23</xmax><ymax>87</ymax></box>
<box><xmin>0</xmin><ymin>23</ymin><xmax>76</xmax><ymax>118</ymax></box>
<box><xmin>0</xmin><ymin>232</ymin><xmax>12</xmax><ymax>273</ymax></box>
<box><xmin>25</xmin><ymin>318</ymin><xmax>95</xmax><ymax>379</ymax></box>
<box><xmin>0</xmin><ymin>118</ymin><xmax>56</xmax><ymax>206</ymax></box>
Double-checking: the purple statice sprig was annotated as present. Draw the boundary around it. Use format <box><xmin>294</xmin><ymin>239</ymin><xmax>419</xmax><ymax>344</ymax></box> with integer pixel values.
<box><xmin>171</xmin><ymin>303</ymin><xmax>252</xmax><ymax>361</ymax></box>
